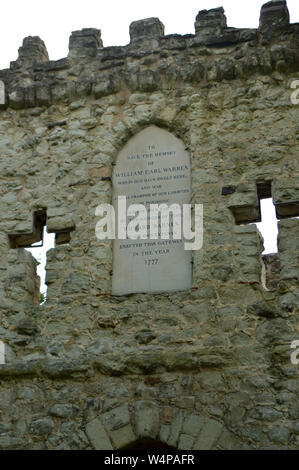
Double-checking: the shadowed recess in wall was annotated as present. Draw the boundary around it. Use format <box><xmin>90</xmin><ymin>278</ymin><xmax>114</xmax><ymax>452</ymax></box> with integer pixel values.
<box><xmin>122</xmin><ymin>438</ymin><xmax>176</xmax><ymax>451</ymax></box>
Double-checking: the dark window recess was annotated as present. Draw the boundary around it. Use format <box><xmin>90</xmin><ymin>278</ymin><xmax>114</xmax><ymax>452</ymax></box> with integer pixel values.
<box><xmin>275</xmin><ymin>200</ymin><xmax>299</xmax><ymax>219</ymax></box>
<box><xmin>257</xmin><ymin>181</ymin><xmax>272</xmax><ymax>200</ymax></box>
<box><xmin>222</xmin><ymin>185</ymin><xmax>236</xmax><ymax>196</ymax></box>
<box><xmin>122</xmin><ymin>438</ymin><xmax>176</xmax><ymax>451</ymax></box>
<box><xmin>55</xmin><ymin>231</ymin><xmax>71</xmax><ymax>245</ymax></box>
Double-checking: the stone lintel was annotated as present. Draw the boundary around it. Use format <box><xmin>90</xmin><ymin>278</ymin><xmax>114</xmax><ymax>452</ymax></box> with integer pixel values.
<box><xmin>229</xmin><ymin>205</ymin><xmax>261</xmax><ymax>225</ymax></box>
<box><xmin>273</xmin><ymin>182</ymin><xmax>299</xmax><ymax>219</ymax></box>
<box><xmin>275</xmin><ymin>201</ymin><xmax>299</xmax><ymax>219</ymax></box>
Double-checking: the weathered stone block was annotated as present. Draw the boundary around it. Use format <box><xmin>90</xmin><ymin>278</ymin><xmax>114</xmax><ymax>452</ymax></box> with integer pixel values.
<box><xmin>30</xmin><ymin>418</ymin><xmax>54</xmax><ymax>436</ymax></box>
<box><xmin>195</xmin><ymin>8</ymin><xmax>227</xmax><ymax>35</ymax></box>
<box><xmin>183</xmin><ymin>414</ymin><xmax>205</xmax><ymax>437</ymax></box>
<box><xmin>0</xmin><ymin>436</ymin><xmax>24</xmax><ymax>450</ymax></box>
<box><xmin>16</xmin><ymin>318</ymin><xmax>39</xmax><ymax>336</ymax></box>
<box><xmin>193</xmin><ymin>419</ymin><xmax>223</xmax><ymax>450</ymax></box>
<box><xmin>259</xmin><ymin>1</ymin><xmax>290</xmax><ymax>29</ymax></box>
<box><xmin>86</xmin><ymin>418</ymin><xmax>113</xmax><ymax>450</ymax></box>
<box><xmin>130</xmin><ymin>18</ymin><xmax>165</xmax><ymax>42</ymax></box>
<box><xmin>138</xmin><ymin>70</ymin><xmax>159</xmax><ymax>92</ymax></box>
<box><xmin>167</xmin><ymin>410</ymin><xmax>184</xmax><ymax>447</ymax></box>
<box><xmin>135</xmin><ymin>400</ymin><xmax>160</xmax><ymax>439</ymax></box>
<box><xmin>18</xmin><ymin>36</ymin><xmax>49</xmax><ymax>64</ymax></box>
<box><xmin>268</xmin><ymin>426</ymin><xmax>290</xmax><ymax>444</ymax></box>
<box><xmin>102</xmin><ymin>403</ymin><xmax>131</xmax><ymax>431</ymax></box>
<box><xmin>8</xmin><ymin>89</ymin><xmax>25</xmax><ymax>110</ymax></box>
<box><xmin>94</xmin><ymin>79</ymin><xmax>118</xmax><ymax>99</ymax></box>
<box><xmin>110</xmin><ymin>424</ymin><xmax>136</xmax><ymax>449</ymax></box>
<box><xmin>47</xmin><ymin>214</ymin><xmax>75</xmax><ymax>233</ymax></box>
<box><xmin>178</xmin><ymin>434</ymin><xmax>194</xmax><ymax>450</ymax></box>
<box><xmin>69</xmin><ymin>29</ymin><xmax>103</xmax><ymax>58</ymax></box>
<box><xmin>49</xmin><ymin>404</ymin><xmax>80</xmax><ymax>418</ymax></box>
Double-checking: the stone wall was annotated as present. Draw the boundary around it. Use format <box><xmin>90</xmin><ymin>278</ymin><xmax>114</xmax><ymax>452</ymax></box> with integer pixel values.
<box><xmin>0</xmin><ymin>1</ymin><xmax>298</xmax><ymax>450</ymax></box>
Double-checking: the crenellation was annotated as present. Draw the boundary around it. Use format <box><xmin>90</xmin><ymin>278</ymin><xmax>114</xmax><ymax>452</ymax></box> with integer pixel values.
<box><xmin>259</xmin><ymin>0</ymin><xmax>290</xmax><ymax>29</ymax></box>
<box><xmin>0</xmin><ymin>4</ymin><xmax>298</xmax><ymax>112</ymax></box>
<box><xmin>129</xmin><ymin>18</ymin><xmax>165</xmax><ymax>43</ymax></box>
<box><xmin>14</xmin><ymin>36</ymin><xmax>49</xmax><ymax>67</ymax></box>
<box><xmin>195</xmin><ymin>7</ymin><xmax>227</xmax><ymax>36</ymax></box>
<box><xmin>68</xmin><ymin>28</ymin><xmax>103</xmax><ymax>59</ymax></box>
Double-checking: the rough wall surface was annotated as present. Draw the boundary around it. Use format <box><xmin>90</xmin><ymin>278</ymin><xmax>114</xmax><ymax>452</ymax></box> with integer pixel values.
<box><xmin>0</xmin><ymin>1</ymin><xmax>298</xmax><ymax>450</ymax></box>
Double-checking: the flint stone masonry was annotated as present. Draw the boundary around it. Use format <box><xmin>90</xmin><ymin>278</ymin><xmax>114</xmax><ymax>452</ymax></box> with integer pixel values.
<box><xmin>0</xmin><ymin>0</ymin><xmax>298</xmax><ymax>451</ymax></box>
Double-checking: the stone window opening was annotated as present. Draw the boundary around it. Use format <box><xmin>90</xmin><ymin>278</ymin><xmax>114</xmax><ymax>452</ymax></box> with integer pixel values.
<box><xmin>26</xmin><ymin>227</ymin><xmax>55</xmax><ymax>304</ymax></box>
<box><xmin>226</xmin><ymin>181</ymin><xmax>282</xmax><ymax>290</ymax></box>
<box><xmin>8</xmin><ymin>210</ymin><xmax>71</xmax><ymax>304</ymax></box>
<box><xmin>255</xmin><ymin>182</ymin><xmax>280</xmax><ymax>290</ymax></box>
<box><xmin>254</xmin><ymin>182</ymin><xmax>298</xmax><ymax>289</ymax></box>
<box><xmin>255</xmin><ymin>197</ymin><xmax>279</xmax><ymax>255</ymax></box>
<box><xmin>255</xmin><ymin>181</ymin><xmax>299</xmax><ymax>247</ymax></box>
<box><xmin>256</xmin><ymin>197</ymin><xmax>280</xmax><ymax>291</ymax></box>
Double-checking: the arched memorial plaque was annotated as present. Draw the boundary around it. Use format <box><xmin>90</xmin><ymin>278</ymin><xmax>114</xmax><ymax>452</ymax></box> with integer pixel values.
<box><xmin>112</xmin><ymin>126</ymin><xmax>192</xmax><ymax>295</ymax></box>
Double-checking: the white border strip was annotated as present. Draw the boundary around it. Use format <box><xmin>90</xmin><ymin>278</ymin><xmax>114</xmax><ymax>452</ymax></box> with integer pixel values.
<box><xmin>0</xmin><ymin>341</ymin><xmax>5</xmax><ymax>365</ymax></box>
<box><xmin>0</xmin><ymin>80</ymin><xmax>5</xmax><ymax>105</ymax></box>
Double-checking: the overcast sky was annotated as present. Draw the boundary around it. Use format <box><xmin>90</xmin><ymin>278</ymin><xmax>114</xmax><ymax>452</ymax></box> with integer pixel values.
<box><xmin>1</xmin><ymin>0</ymin><xmax>299</xmax><ymax>69</ymax></box>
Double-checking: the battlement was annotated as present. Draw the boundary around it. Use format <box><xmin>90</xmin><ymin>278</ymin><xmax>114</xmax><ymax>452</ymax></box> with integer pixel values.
<box><xmin>0</xmin><ymin>1</ymin><xmax>299</xmax><ymax>111</ymax></box>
